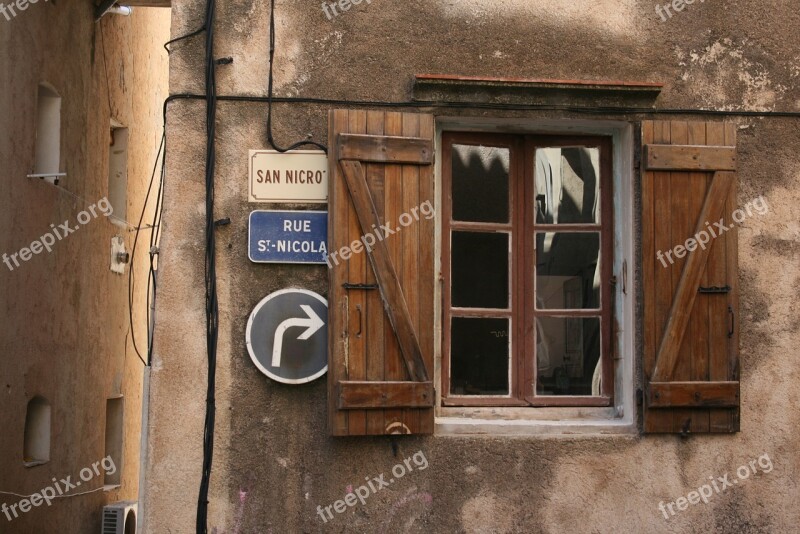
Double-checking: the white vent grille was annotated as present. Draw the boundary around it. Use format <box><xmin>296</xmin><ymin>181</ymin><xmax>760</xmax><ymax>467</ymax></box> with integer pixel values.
<box><xmin>101</xmin><ymin>501</ymin><xmax>137</xmax><ymax>534</ymax></box>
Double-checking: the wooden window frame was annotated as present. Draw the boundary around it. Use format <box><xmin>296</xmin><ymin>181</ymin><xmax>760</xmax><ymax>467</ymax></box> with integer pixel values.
<box><xmin>441</xmin><ymin>132</ymin><xmax>614</xmax><ymax>408</ymax></box>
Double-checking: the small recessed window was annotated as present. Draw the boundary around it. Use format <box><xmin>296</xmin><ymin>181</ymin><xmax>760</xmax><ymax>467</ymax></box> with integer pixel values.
<box><xmin>23</xmin><ymin>396</ymin><xmax>51</xmax><ymax>466</ymax></box>
<box><xmin>107</xmin><ymin>125</ymin><xmax>129</xmax><ymax>226</ymax></box>
<box><xmin>104</xmin><ymin>397</ymin><xmax>124</xmax><ymax>486</ymax></box>
<box><xmin>34</xmin><ymin>83</ymin><xmax>61</xmax><ymax>181</ymax></box>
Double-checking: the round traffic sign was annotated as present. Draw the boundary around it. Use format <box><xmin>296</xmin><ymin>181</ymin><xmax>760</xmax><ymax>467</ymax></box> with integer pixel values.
<box><xmin>245</xmin><ymin>289</ymin><xmax>328</xmax><ymax>384</ymax></box>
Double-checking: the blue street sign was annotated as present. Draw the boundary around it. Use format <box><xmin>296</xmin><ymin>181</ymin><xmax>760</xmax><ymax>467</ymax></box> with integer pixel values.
<box><xmin>248</xmin><ymin>210</ymin><xmax>328</xmax><ymax>264</ymax></box>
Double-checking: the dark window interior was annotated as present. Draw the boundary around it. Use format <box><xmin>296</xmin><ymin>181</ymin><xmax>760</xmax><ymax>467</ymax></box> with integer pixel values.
<box><xmin>450</xmin><ymin>317</ymin><xmax>510</xmax><ymax>396</ymax></box>
<box><xmin>451</xmin><ymin>144</ymin><xmax>509</xmax><ymax>223</ymax></box>
<box><xmin>451</xmin><ymin>231</ymin><xmax>509</xmax><ymax>309</ymax></box>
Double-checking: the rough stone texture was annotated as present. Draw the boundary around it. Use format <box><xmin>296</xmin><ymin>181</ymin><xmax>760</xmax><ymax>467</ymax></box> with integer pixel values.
<box><xmin>146</xmin><ymin>0</ymin><xmax>800</xmax><ymax>532</ymax></box>
<box><xmin>0</xmin><ymin>3</ymin><xmax>169</xmax><ymax>533</ymax></box>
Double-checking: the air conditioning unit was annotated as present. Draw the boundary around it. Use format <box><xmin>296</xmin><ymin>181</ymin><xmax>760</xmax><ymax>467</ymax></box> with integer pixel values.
<box><xmin>102</xmin><ymin>501</ymin><xmax>137</xmax><ymax>534</ymax></box>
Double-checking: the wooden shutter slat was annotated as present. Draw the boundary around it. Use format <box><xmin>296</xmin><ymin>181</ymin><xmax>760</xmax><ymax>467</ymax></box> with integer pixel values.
<box><xmin>364</xmin><ymin>110</ymin><xmax>387</xmax><ymax>435</ymax></box>
<box><xmin>345</xmin><ymin>110</ymin><xmax>369</xmax><ymax>436</ymax></box>
<box><xmin>644</xmin><ymin>144</ymin><xmax>736</xmax><ymax>171</ymax></box>
<box><xmin>651</xmin><ymin>170</ymin><xmax>735</xmax><ymax>381</ymax></box>
<box><xmin>338</xmin><ymin>381</ymin><xmax>434</xmax><ymax>409</ymax></box>
<box><xmin>648</xmin><ymin>382</ymin><xmax>739</xmax><ymax>408</ymax></box>
<box><xmin>381</xmin><ymin>112</ymin><xmax>407</xmax><ymax>432</ymax></box>
<box><xmin>648</xmin><ymin>121</ymin><xmax>676</xmax><ymax>433</ymax></box>
<box><xmin>641</xmin><ymin>120</ymin><xmax>659</xmax><ymax>422</ymax></box>
<box><xmin>339</xmin><ymin>160</ymin><xmax>429</xmax><ymax>383</ymax></box>
<box><xmin>667</xmin><ymin>121</ymin><xmax>694</xmax><ymax>434</ymax></box>
<box><xmin>416</xmin><ymin>115</ymin><xmax>436</xmax><ymax>434</ymax></box>
<box><xmin>337</xmin><ymin>133</ymin><xmax>433</xmax><ymax>164</ymax></box>
<box><xmin>399</xmin><ymin>112</ymin><xmax>422</xmax><ymax>434</ymax></box>
<box><xmin>686</xmin><ymin>121</ymin><xmax>711</xmax><ymax>433</ymax></box>
<box><xmin>328</xmin><ymin>109</ymin><xmax>350</xmax><ymax>437</ymax></box>
<box><xmin>712</xmin><ymin>121</ymin><xmax>740</xmax><ymax>432</ymax></box>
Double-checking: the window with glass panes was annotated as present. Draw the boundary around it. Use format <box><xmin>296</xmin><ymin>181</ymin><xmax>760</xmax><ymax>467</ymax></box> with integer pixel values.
<box><xmin>442</xmin><ymin>132</ymin><xmax>614</xmax><ymax>407</ymax></box>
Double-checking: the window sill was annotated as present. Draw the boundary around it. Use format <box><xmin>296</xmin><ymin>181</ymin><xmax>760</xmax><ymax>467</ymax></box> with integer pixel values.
<box><xmin>435</xmin><ymin>416</ymin><xmax>636</xmax><ymax>437</ymax></box>
<box><xmin>435</xmin><ymin>405</ymin><xmax>635</xmax><ymax>436</ymax></box>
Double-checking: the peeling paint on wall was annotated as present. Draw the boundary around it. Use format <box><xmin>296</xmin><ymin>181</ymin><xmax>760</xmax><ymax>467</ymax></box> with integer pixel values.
<box><xmin>677</xmin><ymin>38</ymin><xmax>790</xmax><ymax>110</ymax></box>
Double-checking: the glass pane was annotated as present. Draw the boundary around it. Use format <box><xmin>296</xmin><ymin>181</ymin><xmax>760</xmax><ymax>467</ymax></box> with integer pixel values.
<box><xmin>452</xmin><ymin>144</ymin><xmax>509</xmax><ymax>223</ymax></box>
<box><xmin>535</xmin><ymin>147</ymin><xmax>600</xmax><ymax>224</ymax></box>
<box><xmin>452</xmin><ymin>231</ymin><xmax>509</xmax><ymax>309</ymax></box>
<box><xmin>450</xmin><ymin>317</ymin><xmax>510</xmax><ymax>396</ymax></box>
<box><xmin>536</xmin><ymin>232</ymin><xmax>600</xmax><ymax>310</ymax></box>
<box><xmin>535</xmin><ymin>316</ymin><xmax>601</xmax><ymax>396</ymax></box>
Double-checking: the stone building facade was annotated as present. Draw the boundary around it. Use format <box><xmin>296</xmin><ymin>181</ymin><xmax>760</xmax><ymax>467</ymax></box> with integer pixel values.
<box><xmin>145</xmin><ymin>1</ymin><xmax>800</xmax><ymax>532</ymax></box>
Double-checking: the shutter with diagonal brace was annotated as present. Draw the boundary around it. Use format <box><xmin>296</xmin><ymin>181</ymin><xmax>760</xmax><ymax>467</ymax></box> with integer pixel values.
<box><xmin>642</xmin><ymin>120</ymin><xmax>740</xmax><ymax>434</ymax></box>
<box><xmin>328</xmin><ymin>110</ymin><xmax>435</xmax><ymax>436</ymax></box>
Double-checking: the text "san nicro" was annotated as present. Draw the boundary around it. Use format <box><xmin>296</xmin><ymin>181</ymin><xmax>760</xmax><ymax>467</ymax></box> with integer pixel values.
<box><xmin>255</xmin><ymin>169</ymin><xmax>325</xmax><ymax>184</ymax></box>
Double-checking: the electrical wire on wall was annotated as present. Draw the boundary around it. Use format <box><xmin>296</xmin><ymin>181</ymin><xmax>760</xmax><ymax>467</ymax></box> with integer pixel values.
<box><xmin>98</xmin><ymin>0</ymin><xmax>164</xmax><ymax>372</ymax></box>
<box><xmin>197</xmin><ymin>0</ymin><xmax>219</xmax><ymax>531</ymax></box>
<box><xmin>166</xmin><ymin>93</ymin><xmax>800</xmax><ymax>118</ymax></box>
<box><xmin>164</xmin><ymin>25</ymin><xmax>206</xmax><ymax>53</ymax></box>
<box><xmin>26</xmin><ymin>170</ymin><xmax>159</xmax><ymax>370</ymax></box>
<box><xmin>266</xmin><ymin>0</ymin><xmax>327</xmax><ymax>153</ymax></box>
<box><xmin>129</xmin><ymin>131</ymin><xmax>165</xmax><ymax>367</ymax></box>
<box><xmin>146</xmin><ymin>137</ymin><xmax>167</xmax><ymax>363</ymax></box>
<box><xmin>157</xmin><ymin>3</ymin><xmax>333</xmax><ymax>531</ymax></box>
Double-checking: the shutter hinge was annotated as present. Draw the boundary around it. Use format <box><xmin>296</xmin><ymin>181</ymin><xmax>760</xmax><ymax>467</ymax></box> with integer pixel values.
<box><xmin>698</xmin><ymin>285</ymin><xmax>731</xmax><ymax>294</ymax></box>
<box><xmin>342</xmin><ymin>283</ymin><xmax>379</xmax><ymax>290</ymax></box>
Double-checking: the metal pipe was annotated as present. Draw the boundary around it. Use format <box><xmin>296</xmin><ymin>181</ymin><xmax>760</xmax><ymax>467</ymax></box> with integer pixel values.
<box><xmin>108</xmin><ymin>6</ymin><xmax>133</xmax><ymax>16</ymax></box>
<box><xmin>95</xmin><ymin>1</ymin><xmax>133</xmax><ymax>21</ymax></box>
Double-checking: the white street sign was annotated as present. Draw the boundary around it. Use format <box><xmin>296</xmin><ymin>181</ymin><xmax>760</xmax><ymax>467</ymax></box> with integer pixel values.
<box><xmin>248</xmin><ymin>150</ymin><xmax>328</xmax><ymax>203</ymax></box>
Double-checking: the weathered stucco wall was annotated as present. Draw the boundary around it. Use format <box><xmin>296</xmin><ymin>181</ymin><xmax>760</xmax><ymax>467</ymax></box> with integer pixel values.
<box><xmin>147</xmin><ymin>0</ymin><xmax>800</xmax><ymax>532</ymax></box>
<box><xmin>0</xmin><ymin>3</ymin><xmax>169</xmax><ymax>533</ymax></box>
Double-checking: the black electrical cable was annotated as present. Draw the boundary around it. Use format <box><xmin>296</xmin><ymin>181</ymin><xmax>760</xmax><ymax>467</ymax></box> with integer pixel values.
<box><xmin>165</xmin><ymin>92</ymin><xmax>800</xmax><ymax>118</ymax></box>
<box><xmin>197</xmin><ymin>0</ymin><xmax>218</xmax><ymax>529</ymax></box>
<box><xmin>266</xmin><ymin>0</ymin><xmax>328</xmax><ymax>153</ymax></box>
<box><xmin>164</xmin><ymin>25</ymin><xmax>207</xmax><ymax>54</ymax></box>
<box><xmin>151</xmin><ymin>149</ymin><xmax>165</xmax><ymax>248</ymax></box>
<box><xmin>127</xmin><ymin>131</ymin><xmax>165</xmax><ymax>368</ymax></box>
<box><xmin>145</xmin><ymin>136</ymin><xmax>167</xmax><ymax>365</ymax></box>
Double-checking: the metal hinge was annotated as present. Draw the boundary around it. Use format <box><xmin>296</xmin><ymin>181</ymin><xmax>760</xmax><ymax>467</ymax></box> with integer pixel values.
<box><xmin>342</xmin><ymin>283</ymin><xmax>378</xmax><ymax>290</ymax></box>
<box><xmin>698</xmin><ymin>285</ymin><xmax>731</xmax><ymax>294</ymax></box>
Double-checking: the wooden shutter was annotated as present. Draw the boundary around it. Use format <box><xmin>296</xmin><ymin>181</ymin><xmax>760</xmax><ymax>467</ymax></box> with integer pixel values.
<box><xmin>642</xmin><ymin>120</ymin><xmax>740</xmax><ymax>434</ymax></box>
<box><xmin>328</xmin><ymin>110</ymin><xmax>435</xmax><ymax>436</ymax></box>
